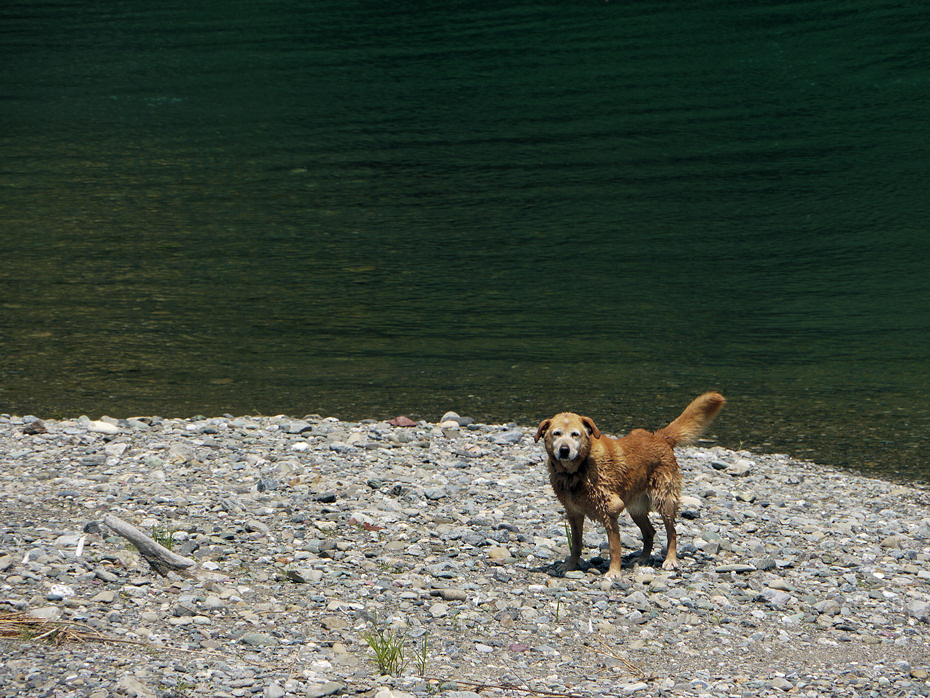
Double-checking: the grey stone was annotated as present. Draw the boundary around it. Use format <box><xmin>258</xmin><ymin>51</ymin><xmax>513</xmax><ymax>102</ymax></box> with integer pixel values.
<box><xmin>815</xmin><ymin>599</ymin><xmax>842</xmax><ymax>616</ymax></box>
<box><xmin>240</xmin><ymin>632</ymin><xmax>277</xmax><ymax>646</ymax></box>
<box><xmin>94</xmin><ymin>567</ymin><xmax>119</xmax><ymax>583</ymax></box>
<box><xmin>203</xmin><ymin>595</ymin><xmax>226</xmax><ymax>610</ymax></box>
<box><xmin>716</xmin><ymin>564</ymin><xmax>756</xmax><ymax>574</ymax></box>
<box><xmin>906</xmin><ymin>600</ymin><xmax>930</xmax><ymax>623</ymax></box>
<box><xmin>116</xmin><ymin>676</ymin><xmax>156</xmax><ymax>698</ymax></box>
<box><xmin>257</xmin><ymin>477</ymin><xmax>279</xmax><ymax>492</ymax></box>
<box><xmin>757</xmin><ymin>588</ymin><xmax>793</xmax><ymax>608</ymax></box>
<box><xmin>284</xmin><ymin>420</ymin><xmax>314</xmax><ymax>434</ymax></box>
<box><xmin>263</xmin><ymin>682</ymin><xmax>286</xmax><ymax>698</ymax></box>
<box><xmin>726</xmin><ymin>461</ymin><xmax>752</xmax><ymax>477</ymax></box>
<box><xmin>426</xmin><ymin>562</ymin><xmax>459</xmax><ymax>578</ymax></box>
<box><xmin>307</xmin><ymin>682</ymin><xmax>346</xmax><ymax>698</ymax></box>
<box><xmin>22</xmin><ymin>418</ymin><xmax>47</xmax><ymax>434</ymax></box>
<box><xmin>286</xmin><ymin>567</ymin><xmax>323</xmax><ymax>584</ymax></box>
<box><xmin>747</xmin><ymin>556</ymin><xmax>776</xmax><ymax>571</ymax></box>
<box><xmin>172</xmin><ymin>602</ymin><xmax>198</xmax><ymax>617</ymax></box>
<box><xmin>440</xmin><ymin>412</ymin><xmax>474</xmax><ymax>427</ymax></box>
<box><xmin>28</xmin><ymin>606</ymin><xmax>62</xmax><ymax>621</ymax></box>
<box><xmin>434</xmin><ymin>588</ymin><xmax>468</xmax><ymax>601</ymax></box>
<box><xmin>492</xmin><ymin>430</ymin><xmax>524</xmax><ymax>445</ymax></box>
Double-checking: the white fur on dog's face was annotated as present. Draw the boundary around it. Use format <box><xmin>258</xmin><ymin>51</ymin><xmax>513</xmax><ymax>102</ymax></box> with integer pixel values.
<box><xmin>535</xmin><ymin>412</ymin><xmax>600</xmax><ymax>473</ymax></box>
<box><xmin>550</xmin><ymin>423</ymin><xmax>584</xmax><ymax>464</ymax></box>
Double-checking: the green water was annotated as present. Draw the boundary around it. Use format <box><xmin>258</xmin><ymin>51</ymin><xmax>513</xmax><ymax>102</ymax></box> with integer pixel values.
<box><xmin>2</xmin><ymin>2</ymin><xmax>929</xmax><ymax>479</ymax></box>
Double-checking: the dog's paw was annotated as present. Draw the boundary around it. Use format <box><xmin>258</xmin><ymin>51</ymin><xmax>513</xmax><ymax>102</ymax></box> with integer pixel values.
<box><xmin>661</xmin><ymin>558</ymin><xmax>678</xmax><ymax>571</ymax></box>
<box><xmin>556</xmin><ymin>559</ymin><xmax>580</xmax><ymax>576</ymax></box>
<box><xmin>603</xmin><ymin>568</ymin><xmax>624</xmax><ymax>580</ymax></box>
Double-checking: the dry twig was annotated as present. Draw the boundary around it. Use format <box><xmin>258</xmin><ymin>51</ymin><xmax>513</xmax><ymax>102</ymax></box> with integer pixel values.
<box><xmin>594</xmin><ymin>635</ymin><xmax>655</xmax><ymax>682</ymax></box>
<box><xmin>0</xmin><ymin>612</ymin><xmax>149</xmax><ymax>648</ymax></box>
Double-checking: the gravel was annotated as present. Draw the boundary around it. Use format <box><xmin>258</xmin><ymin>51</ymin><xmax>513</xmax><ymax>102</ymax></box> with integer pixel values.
<box><xmin>1</xmin><ymin>412</ymin><xmax>929</xmax><ymax>697</ymax></box>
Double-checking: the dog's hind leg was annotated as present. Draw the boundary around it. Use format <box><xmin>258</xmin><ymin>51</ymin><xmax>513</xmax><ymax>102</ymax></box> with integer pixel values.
<box><xmin>649</xmin><ymin>466</ymin><xmax>682</xmax><ymax>570</ymax></box>
<box><xmin>628</xmin><ymin>510</ymin><xmax>656</xmax><ymax>566</ymax></box>
<box><xmin>660</xmin><ymin>511</ymin><xmax>678</xmax><ymax>570</ymax></box>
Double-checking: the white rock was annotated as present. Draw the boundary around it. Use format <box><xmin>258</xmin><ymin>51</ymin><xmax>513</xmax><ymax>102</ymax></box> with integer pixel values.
<box><xmin>87</xmin><ymin>420</ymin><xmax>119</xmax><ymax>435</ymax></box>
<box><xmin>116</xmin><ymin>675</ymin><xmax>156</xmax><ymax>698</ymax></box>
<box><xmin>47</xmin><ymin>583</ymin><xmax>75</xmax><ymax>600</ymax></box>
<box><xmin>104</xmin><ymin>442</ymin><xmax>129</xmax><ymax>456</ymax></box>
<box><xmin>28</xmin><ymin>606</ymin><xmax>62</xmax><ymax>621</ymax></box>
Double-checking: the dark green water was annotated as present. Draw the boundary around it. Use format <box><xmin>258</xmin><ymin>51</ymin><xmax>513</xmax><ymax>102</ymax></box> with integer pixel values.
<box><xmin>2</xmin><ymin>2</ymin><xmax>929</xmax><ymax>479</ymax></box>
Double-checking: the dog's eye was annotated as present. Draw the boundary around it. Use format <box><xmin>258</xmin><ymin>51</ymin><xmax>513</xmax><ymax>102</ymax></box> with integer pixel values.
<box><xmin>552</xmin><ymin>430</ymin><xmax>562</xmax><ymax>437</ymax></box>
<box><xmin>571</xmin><ymin>431</ymin><xmax>580</xmax><ymax>438</ymax></box>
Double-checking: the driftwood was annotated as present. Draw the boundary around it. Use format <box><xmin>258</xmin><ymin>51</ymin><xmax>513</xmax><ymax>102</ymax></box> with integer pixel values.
<box><xmin>102</xmin><ymin>514</ymin><xmax>197</xmax><ymax>578</ymax></box>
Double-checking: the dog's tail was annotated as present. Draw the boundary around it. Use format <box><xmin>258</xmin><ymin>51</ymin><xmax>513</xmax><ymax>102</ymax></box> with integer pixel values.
<box><xmin>656</xmin><ymin>392</ymin><xmax>725</xmax><ymax>447</ymax></box>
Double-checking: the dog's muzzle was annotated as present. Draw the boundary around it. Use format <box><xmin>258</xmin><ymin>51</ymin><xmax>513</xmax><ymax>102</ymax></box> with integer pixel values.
<box><xmin>558</xmin><ymin>445</ymin><xmax>571</xmax><ymax>459</ymax></box>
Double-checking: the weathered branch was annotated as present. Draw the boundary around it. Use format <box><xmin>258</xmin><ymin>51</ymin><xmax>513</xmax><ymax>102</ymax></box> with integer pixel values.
<box><xmin>101</xmin><ymin>514</ymin><xmax>197</xmax><ymax>578</ymax></box>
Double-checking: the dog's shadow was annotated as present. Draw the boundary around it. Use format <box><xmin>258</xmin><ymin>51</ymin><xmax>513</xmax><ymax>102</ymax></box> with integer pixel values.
<box><xmin>529</xmin><ymin>550</ymin><xmax>714</xmax><ymax>578</ymax></box>
<box><xmin>529</xmin><ymin>553</ymin><xmax>640</xmax><ymax>578</ymax></box>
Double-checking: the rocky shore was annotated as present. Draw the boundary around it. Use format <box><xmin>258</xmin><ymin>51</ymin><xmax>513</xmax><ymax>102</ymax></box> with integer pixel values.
<box><xmin>1</xmin><ymin>412</ymin><xmax>929</xmax><ymax>698</ymax></box>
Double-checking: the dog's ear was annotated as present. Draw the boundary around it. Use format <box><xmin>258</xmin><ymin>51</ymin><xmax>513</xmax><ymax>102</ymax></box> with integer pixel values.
<box><xmin>534</xmin><ymin>419</ymin><xmax>551</xmax><ymax>443</ymax></box>
<box><xmin>580</xmin><ymin>416</ymin><xmax>601</xmax><ymax>439</ymax></box>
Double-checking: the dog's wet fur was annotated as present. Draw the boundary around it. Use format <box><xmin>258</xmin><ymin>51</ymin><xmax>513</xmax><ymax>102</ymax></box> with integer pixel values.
<box><xmin>535</xmin><ymin>392</ymin><xmax>725</xmax><ymax>578</ymax></box>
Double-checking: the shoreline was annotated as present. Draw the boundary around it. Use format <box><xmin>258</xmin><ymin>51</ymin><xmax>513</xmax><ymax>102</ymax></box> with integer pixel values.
<box><xmin>2</xmin><ymin>412</ymin><xmax>929</xmax><ymax>697</ymax></box>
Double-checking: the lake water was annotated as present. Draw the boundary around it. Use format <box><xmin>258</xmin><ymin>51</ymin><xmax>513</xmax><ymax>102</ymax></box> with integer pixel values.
<box><xmin>2</xmin><ymin>1</ymin><xmax>929</xmax><ymax>480</ymax></box>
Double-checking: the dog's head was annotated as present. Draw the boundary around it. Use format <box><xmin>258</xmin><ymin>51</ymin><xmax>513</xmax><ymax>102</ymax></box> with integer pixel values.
<box><xmin>534</xmin><ymin>412</ymin><xmax>601</xmax><ymax>473</ymax></box>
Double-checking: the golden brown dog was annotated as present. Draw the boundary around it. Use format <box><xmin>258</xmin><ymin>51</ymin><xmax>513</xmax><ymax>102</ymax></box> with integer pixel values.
<box><xmin>534</xmin><ymin>392</ymin><xmax>725</xmax><ymax>578</ymax></box>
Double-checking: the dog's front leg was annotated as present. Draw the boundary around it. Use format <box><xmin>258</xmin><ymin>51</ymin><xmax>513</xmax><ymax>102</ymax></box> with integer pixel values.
<box><xmin>603</xmin><ymin>515</ymin><xmax>624</xmax><ymax>579</ymax></box>
<box><xmin>561</xmin><ymin>512</ymin><xmax>584</xmax><ymax>573</ymax></box>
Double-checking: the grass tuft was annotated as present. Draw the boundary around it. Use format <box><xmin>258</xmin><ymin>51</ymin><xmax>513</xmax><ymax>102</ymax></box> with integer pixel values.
<box><xmin>150</xmin><ymin>524</ymin><xmax>175</xmax><ymax>550</ymax></box>
<box><xmin>361</xmin><ymin>625</ymin><xmax>408</xmax><ymax>676</ymax></box>
<box><xmin>411</xmin><ymin>631</ymin><xmax>429</xmax><ymax>677</ymax></box>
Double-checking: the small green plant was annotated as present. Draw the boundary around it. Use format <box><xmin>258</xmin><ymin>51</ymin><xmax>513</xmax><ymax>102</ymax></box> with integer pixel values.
<box><xmin>151</xmin><ymin>524</ymin><xmax>175</xmax><ymax>551</ymax></box>
<box><xmin>564</xmin><ymin>520</ymin><xmax>573</xmax><ymax>552</ymax></box>
<box><xmin>171</xmin><ymin>679</ymin><xmax>196</xmax><ymax>697</ymax></box>
<box><xmin>361</xmin><ymin>625</ymin><xmax>407</xmax><ymax>676</ymax></box>
<box><xmin>411</xmin><ymin>631</ymin><xmax>429</xmax><ymax>677</ymax></box>
<box><xmin>377</xmin><ymin>561</ymin><xmax>404</xmax><ymax>575</ymax></box>
<box><xmin>17</xmin><ymin>625</ymin><xmax>39</xmax><ymax>642</ymax></box>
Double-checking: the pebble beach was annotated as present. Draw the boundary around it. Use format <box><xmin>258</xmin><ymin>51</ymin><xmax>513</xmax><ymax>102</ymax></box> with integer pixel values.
<box><xmin>2</xmin><ymin>411</ymin><xmax>929</xmax><ymax>698</ymax></box>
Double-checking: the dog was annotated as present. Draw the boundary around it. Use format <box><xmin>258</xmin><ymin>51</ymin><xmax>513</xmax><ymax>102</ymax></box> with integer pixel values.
<box><xmin>534</xmin><ymin>392</ymin><xmax>725</xmax><ymax>578</ymax></box>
